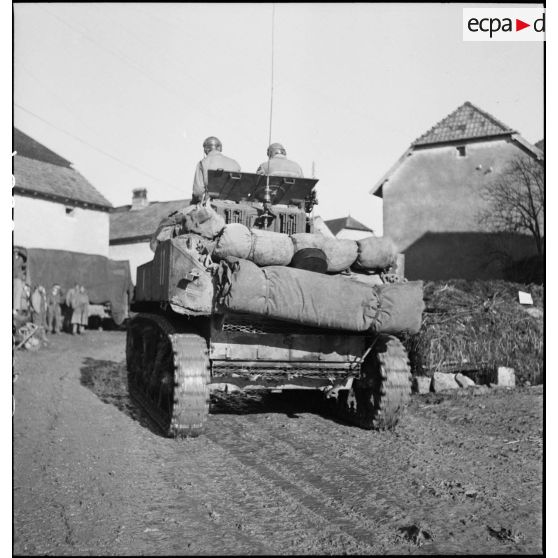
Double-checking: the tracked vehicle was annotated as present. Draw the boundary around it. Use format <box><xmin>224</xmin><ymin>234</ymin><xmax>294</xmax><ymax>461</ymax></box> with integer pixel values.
<box><xmin>127</xmin><ymin>171</ymin><xmax>412</xmax><ymax>437</ymax></box>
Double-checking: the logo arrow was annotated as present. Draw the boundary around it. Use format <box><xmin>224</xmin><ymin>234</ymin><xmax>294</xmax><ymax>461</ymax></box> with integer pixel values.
<box><xmin>516</xmin><ymin>19</ymin><xmax>530</xmax><ymax>31</ymax></box>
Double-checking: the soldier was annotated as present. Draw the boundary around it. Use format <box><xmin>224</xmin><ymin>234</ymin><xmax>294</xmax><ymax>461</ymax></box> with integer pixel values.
<box><xmin>71</xmin><ymin>285</ymin><xmax>89</xmax><ymax>335</ymax></box>
<box><xmin>256</xmin><ymin>143</ymin><xmax>304</xmax><ymax>178</ymax></box>
<box><xmin>191</xmin><ymin>136</ymin><xmax>241</xmax><ymax>204</ymax></box>
<box><xmin>46</xmin><ymin>284</ymin><xmax>63</xmax><ymax>334</ymax></box>
<box><xmin>31</xmin><ymin>285</ymin><xmax>47</xmax><ymax>328</ymax></box>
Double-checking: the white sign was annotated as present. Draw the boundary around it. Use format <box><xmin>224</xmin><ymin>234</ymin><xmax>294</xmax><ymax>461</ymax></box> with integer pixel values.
<box><xmin>518</xmin><ymin>291</ymin><xmax>534</xmax><ymax>305</ymax></box>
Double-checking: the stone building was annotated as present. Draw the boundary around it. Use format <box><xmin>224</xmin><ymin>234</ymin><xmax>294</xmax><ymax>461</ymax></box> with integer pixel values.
<box><xmin>370</xmin><ymin>102</ymin><xmax>543</xmax><ymax>280</ymax></box>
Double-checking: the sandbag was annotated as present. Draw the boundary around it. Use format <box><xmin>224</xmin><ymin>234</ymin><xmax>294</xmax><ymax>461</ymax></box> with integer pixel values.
<box><xmin>181</xmin><ymin>203</ymin><xmax>225</xmax><ymax>239</ymax></box>
<box><xmin>354</xmin><ymin>236</ymin><xmax>398</xmax><ymax>270</ymax></box>
<box><xmin>251</xmin><ymin>229</ymin><xmax>294</xmax><ymax>266</ymax></box>
<box><xmin>216</xmin><ymin>258</ymin><xmax>381</xmax><ymax>331</ymax></box>
<box><xmin>291</xmin><ymin>233</ymin><xmax>358</xmax><ymax>273</ymax></box>
<box><xmin>213</xmin><ymin>223</ymin><xmax>252</xmax><ymax>260</ymax></box>
<box><xmin>214</xmin><ymin>224</ymin><xmax>294</xmax><ymax>266</ymax></box>
<box><xmin>370</xmin><ymin>281</ymin><xmax>424</xmax><ymax>335</ymax></box>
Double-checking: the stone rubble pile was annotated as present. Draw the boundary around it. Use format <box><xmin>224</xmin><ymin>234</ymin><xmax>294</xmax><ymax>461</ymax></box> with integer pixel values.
<box><xmin>412</xmin><ymin>366</ymin><xmax>517</xmax><ymax>394</ymax></box>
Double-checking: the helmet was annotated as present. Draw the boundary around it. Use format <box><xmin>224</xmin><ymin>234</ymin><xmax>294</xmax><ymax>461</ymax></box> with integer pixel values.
<box><xmin>267</xmin><ymin>142</ymin><xmax>286</xmax><ymax>157</ymax></box>
<box><xmin>203</xmin><ymin>136</ymin><xmax>222</xmax><ymax>153</ymax></box>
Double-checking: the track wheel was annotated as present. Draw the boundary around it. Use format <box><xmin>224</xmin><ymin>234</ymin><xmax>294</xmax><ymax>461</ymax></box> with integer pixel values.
<box><xmin>126</xmin><ymin>316</ymin><xmax>210</xmax><ymax>438</ymax></box>
<box><xmin>169</xmin><ymin>334</ymin><xmax>210</xmax><ymax>438</ymax></box>
<box><xmin>337</xmin><ymin>334</ymin><xmax>412</xmax><ymax>430</ymax></box>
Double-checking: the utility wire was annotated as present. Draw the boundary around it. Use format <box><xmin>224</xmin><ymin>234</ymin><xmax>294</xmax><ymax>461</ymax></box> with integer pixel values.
<box><xmin>39</xmin><ymin>4</ymin><xmax>265</xmax><ymax>150</ymax></box>
<box><xmin>37</xmin><ymin>5</ymin><xmax>191</xmax><ymax>110</ymax></box>
<box><xmin>14</xmin><ymin>103</ymin><xmax>184</xmax><ymax>194</ymax></box>
<box><xmin>19</xmin><ymin>65</ymin><xmax>106</xmax><ymax>142</ymax></box>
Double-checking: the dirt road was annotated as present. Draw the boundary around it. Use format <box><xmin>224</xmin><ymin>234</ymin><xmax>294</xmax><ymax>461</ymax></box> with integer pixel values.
<box><xmin>13</xmin><ymin>331</ymin><xmax>542</xmax><ymax>555</ymax></box>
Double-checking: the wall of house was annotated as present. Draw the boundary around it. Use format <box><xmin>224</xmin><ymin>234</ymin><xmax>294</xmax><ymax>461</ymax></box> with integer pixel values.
<box><xmin>14</xmin><ymin>195</ymin><xmax>109</xmax><ymax>256</ymax></box>
<box><xmin>382</xmin><ymin>139</ymin><xmax>539</xmax><ymax>280</ymax></box>
<box><xmin>109</xmin><ymin>242</ymin><xmax>154</xmax><ymax>283</ymax></box>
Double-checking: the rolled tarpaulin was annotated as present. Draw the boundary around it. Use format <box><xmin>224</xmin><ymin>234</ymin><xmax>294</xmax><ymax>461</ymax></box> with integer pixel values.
<box><xmin>290</xmin><ymin>233</ymin><xmax>358</xmax><ymax>273</ymax></box>
<box><xmin>213</xmin><ymin>224</ymin><xmax>294</xmax><ymax>266</ymax></box>
<box><xmin>216</xmin><ymin>258</ymin><xmax>424</xmax><ymax>334</ymax></box>
<box><xmin>250</xmin><ymin>228</ymin><xmax>294</xmax><ymax>266</ymax></box>
<box><xmin>213</xmin><ymin>223</ymin><xmax>253</xmax><ymax>260</ymax></box>
<box><xmin>370</xmin><ymin>281</ymin><xmax>425</xmax><ymax>335</ymax></box>
<box><xmin>216</xmin><ymin>258</ymin><xmax>379</xmax><ymax>330</ymax></box>
<box><xmin>354</xmin><ymin>236</ymin><xmax>398</xmax><ymax>270</ymax></box>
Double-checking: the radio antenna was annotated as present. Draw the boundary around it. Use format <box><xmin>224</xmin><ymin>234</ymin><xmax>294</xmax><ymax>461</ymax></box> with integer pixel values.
<box><xmin>268</xmin><ymin>3</ymin><xmax>275</xmax><ymax>153</ymax></box>
<box><xmin>261</xmin><ymin>3</ymin><xmax>276</xmax><ymax>228</ymax></box>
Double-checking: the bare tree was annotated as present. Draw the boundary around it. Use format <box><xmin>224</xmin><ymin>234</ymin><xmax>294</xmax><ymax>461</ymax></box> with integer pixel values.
<box><xmin>479</xmin><ymin>155</ymin><xmax>544</xmax><ymax>258</ymax></box>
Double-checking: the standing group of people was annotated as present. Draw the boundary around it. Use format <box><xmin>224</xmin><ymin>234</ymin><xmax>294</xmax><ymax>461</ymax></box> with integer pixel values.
<box><xmin>22</xmin><ymin>282</ymin><xmax>90</xmax><ymax>335</ymax></box>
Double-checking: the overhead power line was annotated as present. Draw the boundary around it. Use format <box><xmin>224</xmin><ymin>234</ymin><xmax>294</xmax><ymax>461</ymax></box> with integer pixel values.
<box><xmin>14</xmin><ymin>103</ymin><xmax>183</xmax><ymax>194</ymax></box>
<box><xmin>37</xmin><ymin>5</ymin><xmax>190</xmax><ymax>109</ymax></box>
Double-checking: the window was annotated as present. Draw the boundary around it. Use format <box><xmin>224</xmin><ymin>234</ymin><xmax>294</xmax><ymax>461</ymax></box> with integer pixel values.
<box><xmin>65</xmin><ymin>206</ymin><xmax>76</xmax><ymax>217</ymax></box>
<box><xmin>456</xmin><ymin>146</ymin><xmax>467</xmax><ymax>157</ymax></box>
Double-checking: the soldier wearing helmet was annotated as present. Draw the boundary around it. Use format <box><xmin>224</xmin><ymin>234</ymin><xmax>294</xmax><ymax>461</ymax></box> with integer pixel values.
<box><xmin>256</xmin><ymin>142</ymin><xmax>304</xmax><ymax>178</ymax></box>
<box><xmin>191</xmin><ymin>136</ymin><xmax>241</xmax><ymax>203</ymax></box>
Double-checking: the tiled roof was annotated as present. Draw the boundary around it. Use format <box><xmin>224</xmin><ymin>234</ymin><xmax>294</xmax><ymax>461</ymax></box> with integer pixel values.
<box><xmin>324</xmin><ymin>216</ymin><xmax>373</xmax><ymax>236</ymax></box>
<box><xmin>14</xmin><ymin>155</ymin><xmax>112</xmax><ymax>209</ymax></box>
<box><xmin>14</xmin><ymin>128</ymin><xmax>73</xmax><ymax>168</ymax></box>
<box><xmin>412</xmin><ymin>101</ymin><xmax>515</xmax><ymax>147</ymax></box>
<box><xmin>535</xmin><ymin>139</ymin><xmax>544</xmax><ymax>153</ymax></box>
<box><xmin>110</xmin><ymin>199</ymin><xmax>190</xmax><ymax>242</ymax></box>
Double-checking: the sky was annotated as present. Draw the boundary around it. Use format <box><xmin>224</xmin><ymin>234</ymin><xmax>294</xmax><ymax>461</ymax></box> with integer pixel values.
<box><xmin>13</xmin><ymin>2</ymin><xmax>544</xmax><ymax>233</ymax></box>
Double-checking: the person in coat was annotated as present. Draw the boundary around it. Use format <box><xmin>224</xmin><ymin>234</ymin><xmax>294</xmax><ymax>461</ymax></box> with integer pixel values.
<box><xmin>71</xmin><ymin>285</ymin><xmax>89</xmax><ymax>334</ymax></box>
<box><xmin>191</xmin><ymin>136</ymin><xmax>241</xmax><ymax>204</ymax></box>
<box><xmin>65</xmin><ymin>283</ymin><xmax>79</xmax><ymax>332</ymax></box>
<box><xmin>31</xmin><ymin>285</ymin><xmax>47</xmax><ymax>328</ymax></box>
<box><xmin>46</xmin><ymin>284</ymin><xmax>63</xmax><ymax>334</ymax></box>
<box><xmin>256</xmin><ymin>143</ymin><xmax>304</xmax><ymax>178</ymax></box>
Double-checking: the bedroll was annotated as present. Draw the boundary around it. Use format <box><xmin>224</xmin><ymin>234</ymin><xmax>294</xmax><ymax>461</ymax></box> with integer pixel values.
<box><xmin>213</xmin><ymin>224</ymin><xmax>294</xmax><ymax>266</ymax></box>
<box><xmin>216</xmin><ymin>258</ymin><xmax>424</xmax><ymax>334</ymax></box>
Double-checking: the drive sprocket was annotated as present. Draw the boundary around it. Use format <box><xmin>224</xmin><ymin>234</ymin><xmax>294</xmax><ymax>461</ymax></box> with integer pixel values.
<box><xmin>336</xmin><ymin>334</ymin><xmax>412</xmax><ymax>430</ymax></box>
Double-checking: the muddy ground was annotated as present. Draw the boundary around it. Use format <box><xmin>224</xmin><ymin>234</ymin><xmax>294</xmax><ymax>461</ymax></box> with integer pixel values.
<box><xmin>13</xmin><ymin>331</ymin><xmax>542</xmax><ymax>555</ymax></box>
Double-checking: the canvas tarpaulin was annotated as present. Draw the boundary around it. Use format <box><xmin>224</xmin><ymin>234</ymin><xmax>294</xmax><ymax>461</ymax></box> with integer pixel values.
<box><xmin>216</xmin><ymin>258</ymin><xmax>424</xmax><ymax>334</ymax></box>
<box><xmin>213</xmin><ymin>224</ymin><xmax>294</xmax><ymax>266</ymax></box>
<box><xmin>25</xmin><ymin>248</ymin><xmax>134</xmax><ymax>325</ymax></box>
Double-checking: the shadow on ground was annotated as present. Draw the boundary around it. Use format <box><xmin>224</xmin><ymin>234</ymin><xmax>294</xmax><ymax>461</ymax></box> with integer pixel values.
<box><xmin>79</xmin><ymin>358</ymin><xmax>332</xmax><ymax>435</ymax></box>
<box><xmin>79</xmin><ymin>357</ymin><xmax>161</xmax><ymax>436</ymax></box>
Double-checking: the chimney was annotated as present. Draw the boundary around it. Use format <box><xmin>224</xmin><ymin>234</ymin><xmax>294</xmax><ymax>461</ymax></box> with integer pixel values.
<box><xmin>131</xmin><ymin>188</ymin><xmax>148</xmax><ymax>210</ymax></box>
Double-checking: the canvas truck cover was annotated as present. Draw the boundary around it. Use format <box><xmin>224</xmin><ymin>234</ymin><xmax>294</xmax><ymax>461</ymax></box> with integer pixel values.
<box><xmin>25</xmin><ymin>248</ymin><xmax>134</xmax><ymax>325</ymax></box>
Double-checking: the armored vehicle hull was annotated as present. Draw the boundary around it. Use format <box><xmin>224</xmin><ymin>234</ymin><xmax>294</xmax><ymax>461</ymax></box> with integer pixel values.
<box><xmin>127</xmin><ymin>171</ymin><xmax>413</xmax><ymax>437</ymax></box>
<box><xmin>127</xmin><ymin>311</ymin><xmax>411</xmax><ymax>437</ymax></box>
